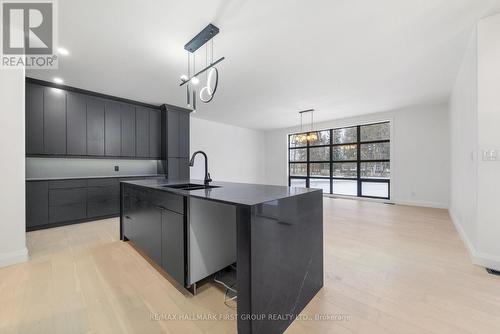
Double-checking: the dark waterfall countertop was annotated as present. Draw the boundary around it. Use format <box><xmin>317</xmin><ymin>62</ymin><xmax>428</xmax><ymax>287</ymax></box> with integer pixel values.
<box><xmin>120</xmin><ymin>179</ymin><xmax>320</xmax><ymax>206</ymax></box>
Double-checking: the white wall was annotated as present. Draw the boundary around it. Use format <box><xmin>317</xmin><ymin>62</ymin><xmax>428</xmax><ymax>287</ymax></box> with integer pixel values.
<box><xmin>476</xmin><ymin>14</ymin><xmax>500</xmax><ymax>269</ymax></box>
<box><xmin>190</xmin><ymin>117</ymin><xmax>266</xmax><ymax>184</ymax></box>
<box><xmin>449</xmin><ymin>12</ymin><xmax>500</xmax><ymax>271</ymax></box>
<box><xmin>449</xmin><ymin>27</ymin><xmax>478</xmax><ymax>253</ymax></box>
<box><xmin>0</xmin><ymin>69</ymin><xmax>28</xmax><ymax>267</ymax></box>
<box><xmin>264</xmin><ymin>103</ymin><xmax>450</xmax><ymax>208</ymax></box>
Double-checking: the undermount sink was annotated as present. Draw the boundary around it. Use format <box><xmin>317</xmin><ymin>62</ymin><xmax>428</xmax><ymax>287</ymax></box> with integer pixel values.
<box><xmin>162</xmin><ymin>183</ymin><xmax>220</xmax><ymax>191</ymax></box>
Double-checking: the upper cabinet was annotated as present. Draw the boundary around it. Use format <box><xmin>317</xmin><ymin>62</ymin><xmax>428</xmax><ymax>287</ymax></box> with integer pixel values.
<box><xmin>66</xmin><ymin>92</ymin><xmax>87</xmax><ymax>155</ymax></box>
<box><xmin>26</xmin><ymin>83</ymin><xmax>44</xmax><ymax>155</ymax></box>
<box><xmin>121</xmin><ymin>104</ymin><xmax>136</xmax><ymax>157</ymax></box>
<box><xmin>104</xmin><ymin>100</ymin><xmax>122</xmax><ymax>157</ymax></box>
<box><xmin>86</xmin><ymin>97</ymin><xmax>105</xmax><ymax>156</ymax></box>
<box><xmin>43</xmin><ymin>87</ymin><xmax>67</xmax><ymax>154</ymax></box>
<box><xmin>166</xmin><ymin>107</ymin><xmax>190</xmax><ymax>158</ymax></box>
<box><xmin>25</xmin><ymin>80</ymin><xmax>163</xmax><ymax>160</ymax></box>
<box><xmin>149</xmin><ymin>109</ymin><xmax>161</xmax><ymax>159</ymax></box>
<box><xmin>135</xmin><ymin>107</ymin><xmax>150</xmax><ymax>158</ymax></box>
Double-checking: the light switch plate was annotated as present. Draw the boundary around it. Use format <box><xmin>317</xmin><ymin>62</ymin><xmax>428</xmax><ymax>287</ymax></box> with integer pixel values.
<box><xmin>481</xmin><ymin>149</ymin><xmax>499</xmax><ymax>161</ymax></box>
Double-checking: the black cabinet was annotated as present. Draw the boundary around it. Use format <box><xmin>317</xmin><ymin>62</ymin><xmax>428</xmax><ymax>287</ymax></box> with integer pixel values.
<box><xmin>149</xmin><ymin>109</ymin><xmax>161</xmax><ymax>159</ymax></box>
<box><xmin>161</xmin><ymin>209</ymin><xmax>185</xmax><ymax>285</ymax></box>
<box><xmin>87</xmin><ymin>98</ymin><xmax>105</xmax><ymax>156</ymax></box>
<box><xmin>167</xmin><ymin>108</ymin><xmax>190</xmax><ymax>158</ymax></box>
<box><xmin>26</xmin><ymin>181</ymin><xmax>48</xmax><ymax>228</ymax></box>
<box><xmin>136</xmin><ymin>107</ymin><xmax>150</xmax><ymax>158</ymax></box>
<box><xmin>44</xmin><ymin>87</ymin><xmax>67</xmax><ymax>154</ymax></box>
<box><xmin>87</xmin><ymin>178</ymin><xmax>120</xmax><ymax>218</ymax></box>
<box><xmin>26</xmin><ymin>80</ymin><xmax>164</xmax><ymax>160</ymax></box>
<box><xmin>128</xmin><ymin>189</ymin><xmax>162</xmax><ymax>264</ymax></box>
<box><xmin>67</xmin><ymin>92</ymin><xmax>87</xmax><ymax>155</ymax></box>
<box><xmin>167</xmin><ymin>109</ymin><xmax>180</xmax><ymax>157</ymax></box>
<box><xmin>48</xmin><ymin>186</ymin><xmax>87</xmax><ymax>223</ymax></box>
<box><xmin>25</xmin><ymin>83</ymin><xmax>44</xmax><ymax>155</ymax></box>
<box><xmin>121</xmin><ymin>185</ymin><xmax>186</xmax><ymax>286</ymax></box>
<box><xmin>168</xmin><ymin>158</ymin><xmax>189</xmax><ymax>180</ymax></box>
<box><xmin>163</xmin><ymin>105</ymin><xmax>191</xmax><ymax>179</ymax></box>
<box><xmin>121</xmin><ymin>104</ymin><xmax>136</xmax><ymax>157</ymax></box>
<box><xmin>105</xmin><ymin>101</ymin><xmax>122</xmax><ymax>156</ymax></box>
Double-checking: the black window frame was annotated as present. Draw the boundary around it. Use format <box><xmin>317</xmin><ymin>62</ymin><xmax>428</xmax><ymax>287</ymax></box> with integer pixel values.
<box><xmin>288</xmin><ymin>121</ymin><xmax>390</xmax><ymax>200</ymax></box>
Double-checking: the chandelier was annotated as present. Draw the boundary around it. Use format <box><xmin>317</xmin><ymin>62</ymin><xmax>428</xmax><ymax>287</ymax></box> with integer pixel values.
<box><xmin>180</xmin><ymin>24</ymin><xmax>225</xmax><ymax>112</ymax></box>
<box><xmin>294</xmin><ymin>109</ymin><xmax>319</xmax><ymax>144</ymax></box>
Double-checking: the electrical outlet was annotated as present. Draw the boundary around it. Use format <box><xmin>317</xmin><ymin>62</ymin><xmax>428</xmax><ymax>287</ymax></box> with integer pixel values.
<box><xmin>114</xmin><ymin>166</ymin><xmax>119</xmax><ymax>171</ymax></box>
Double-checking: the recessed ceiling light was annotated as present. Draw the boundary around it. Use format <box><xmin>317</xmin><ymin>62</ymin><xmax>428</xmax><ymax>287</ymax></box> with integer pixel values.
<box><xmin>57</xmin><ymin>47</ymin><xmax>69</xmax><ymax>56</ymax></box>
<box><xmin>53</xmin><ymin>77</ymin><xmax>64</xmax><ymax>84</ymax></box>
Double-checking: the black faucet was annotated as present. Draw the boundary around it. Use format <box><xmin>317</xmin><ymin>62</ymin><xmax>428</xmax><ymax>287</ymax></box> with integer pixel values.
<box><xmin>189</xmin><ymin>151</ymin><xmax>212</xmax><ymax>186</ymax></box>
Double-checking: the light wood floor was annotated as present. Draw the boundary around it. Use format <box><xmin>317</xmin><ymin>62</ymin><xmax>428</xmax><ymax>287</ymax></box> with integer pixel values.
<box><xmin>1</xmin><ymin>198</ymin><xmax>499</xmax><ymax>334</ymax></box>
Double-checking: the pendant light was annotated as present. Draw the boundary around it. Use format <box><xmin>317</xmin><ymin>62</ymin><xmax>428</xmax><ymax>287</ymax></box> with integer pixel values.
<box><xmin>294</xmin><ymin>109</ymin><xmax>318</xmax><ymax>144</ymax></box>
<box><xmin>306</xmin><ymin>110</ymin><xmax>319</xmax><ymax>142</ymax></box>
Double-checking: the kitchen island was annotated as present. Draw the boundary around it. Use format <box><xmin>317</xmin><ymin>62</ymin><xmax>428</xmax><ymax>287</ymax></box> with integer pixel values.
<box><xmin>120</xmin><ymin>179</ymin><xmax>323</xmax><ymax>334</ymax></box>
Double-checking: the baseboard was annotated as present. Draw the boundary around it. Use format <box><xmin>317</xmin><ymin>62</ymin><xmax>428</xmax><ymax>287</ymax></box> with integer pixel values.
<box><xmin>0</xmin><ymin>247</ymin><xmax>28</xmax><ymax>268</ymax></box>
<box><xmin>393</xmin><ymin>199</ymin><xmax>448</xmax><ymax>209</ymax></box>
<box><xmin>324</xmin><ymin>195</ymin><xmax>449</xmax><ymax>209</ymax></box>
<box><xmin>449</xmin><ymin>209</ymin><xmax>500</xmax><ymax>272</ymax></box>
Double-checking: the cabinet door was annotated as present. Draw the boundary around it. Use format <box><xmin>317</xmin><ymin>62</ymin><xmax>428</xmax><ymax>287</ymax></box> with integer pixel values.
<box><xmin>149</xmin><ymin>109</ymin><xmax>161</xmax><ymax>159</ymax></box>
<box><xmin>48</xmin><ymin>188</ymin><xmax>87</xmax><ymax>223</ymax></box>
<box><xmin>178</xmin><ymin>110</ymin><xmax>190</xmax><ymax>158</ymax></box>
<box><xmin>122</xmin><ymin>185</ymin><xmax>137</xmax><ymax>240</ymax></box>
<box><xmin>162</xmin><ymin>209</ymin><xmax>185</xmax><ymax>285</ymax></box>
<box><xmin>26</xmin><ymin>181</ymin><xmax>49</xmax><ymax>229</ymax></box>
<box><xmin>44</xmin><ymin>87</ymin><xmax>67</xmax><ymax>154</ymax></box>
<box><xmin>87</xmin><ymin>181</ymin><xmax>120</xmax><ymax>217</ymax></box>
<box><xmin>105</xmin><ymin>101</ymin><xmax>121</xmax><ymax>156</ymax></box>
<box><xmin>121</xmin><ymin>104</ymin><xmax>136</xmax><ymax>157</ymax></box>
<box><xmin>167</xmin><ymin>109</ymin><xmax>179</xmax><ymax>157</ymax></box>
<box><xmin>168</xmin><ymin>158</ymin><xmax>189</xmax><ymax>180</ymax></box>
<box><xmin>25</xmin><ymin>83</ymin><xmax>44</xmax><ymax>155</ymax></box>
<box><xmin>136</xmin><ymin>107</ymin><xmax>150</xmax><ymax>157</ymax></box>
<box><xmin>135</xmin><ymin>202</ymin><xmax>162</xmax><ymax>264</ymax></box>
<box><xmin>67</xmin><ymin>92</ymin><xmax>87</xmax><ymax>155</ymax></box>
<box><xmin>86</xmin><ymin>98</ymin><xmax>105</xmax><ymax>156</ymax></box>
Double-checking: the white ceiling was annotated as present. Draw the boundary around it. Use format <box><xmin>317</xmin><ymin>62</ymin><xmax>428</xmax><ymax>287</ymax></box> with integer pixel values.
<box><xmin>27</xmin><ymin>0</ymin><xmax>500</xmax><ymax>130</ymax></box>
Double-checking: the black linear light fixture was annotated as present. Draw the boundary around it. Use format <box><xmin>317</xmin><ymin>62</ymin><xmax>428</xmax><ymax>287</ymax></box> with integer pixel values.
<box><xmin>180</xmin><ymin>23</ymin><xmax>225</xmax><ymax>111</ymax></box>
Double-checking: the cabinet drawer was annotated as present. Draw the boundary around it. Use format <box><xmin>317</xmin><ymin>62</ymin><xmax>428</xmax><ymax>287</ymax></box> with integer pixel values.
<box><xmin>49</xmin><ymin>188</ymin><xmax>87</xmax><ymax>206</ymax></box>
<box><xmin>49</xmin><ymin>203</ymin><xmax>87</xmax><ymax>223</ymax></box>
<box><xmin>87</xmin><ymin>178</ymin><xmax>119</xmax><ymax>187</ymax></box>
<box><xmin>150</xmin><ymin>190</ymin><xmax>184</xmax><ymax>214</ymax></box>
<box><xmin>49</xmin><ymin>179</ymin><xmax>88</xmax><ymax>189</ymax></box>
<box><xmin>87</xmin><ymin>199</ymin><xmax>120</xmax><ymax>218</ymax></box>
<box><xmin>87</xmin><ymin>186</ymin><xmax>119</xmax><ymax>202</ymax></box>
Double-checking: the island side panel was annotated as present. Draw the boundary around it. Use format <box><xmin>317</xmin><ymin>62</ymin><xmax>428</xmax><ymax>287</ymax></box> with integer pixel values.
<box><xmin>237</xmin><ymin>205</ymin><xmax>252</xmax><ymax>334</ymax></box>
<box><xmin>249</xmin><ymin>190</ymin><xmax>324</xmax><ymax>334</ymax></box>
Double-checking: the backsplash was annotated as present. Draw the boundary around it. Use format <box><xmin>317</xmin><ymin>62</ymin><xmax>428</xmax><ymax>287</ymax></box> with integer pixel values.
<box><xmin>26</xmin><ymin>157</ymin><xmax>162</xmax><ymax>179</ymax></box>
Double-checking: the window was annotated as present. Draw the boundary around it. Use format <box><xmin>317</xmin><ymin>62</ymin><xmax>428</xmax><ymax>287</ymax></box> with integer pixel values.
<box><xmin>288</xmin><ymin>122</ymin><xmax>390</xmax><ymax>199</ymax></box>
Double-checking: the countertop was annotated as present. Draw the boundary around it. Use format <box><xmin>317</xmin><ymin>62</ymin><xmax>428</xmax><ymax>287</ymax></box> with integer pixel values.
<box><xmin>26</xmin><ymin>174</ymin><xmax>166</xmax><ymax>181</ymax></box>
<box><xmin>121</xmin><ymin>179</ymin><xmax>320</xmax><ymax>206</ymax></box>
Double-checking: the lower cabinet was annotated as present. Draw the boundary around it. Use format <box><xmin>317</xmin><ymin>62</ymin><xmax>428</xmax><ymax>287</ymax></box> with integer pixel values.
<box><xmin>49</xmin><ymin>187</ymin><xmax>87</xmax><ymax>223</ymax></box>
<box><xmin>26</xmin><ymin>176</ymin><xmax>163</xmax><ymax>231</ymax></box>
<box><xmin>161</xmin><ymin>209</ymin><xmax>185</xmax><ymax>285</ymax></box>
<box><xmin>26</xmin><ymin>181</ymin><xmax>49</xmax><ymax>228</ymax></box>
<box><xmin>122</xmin><ymin>185</ymin><xmax>186</xmax><ymax>286</ymax></box>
